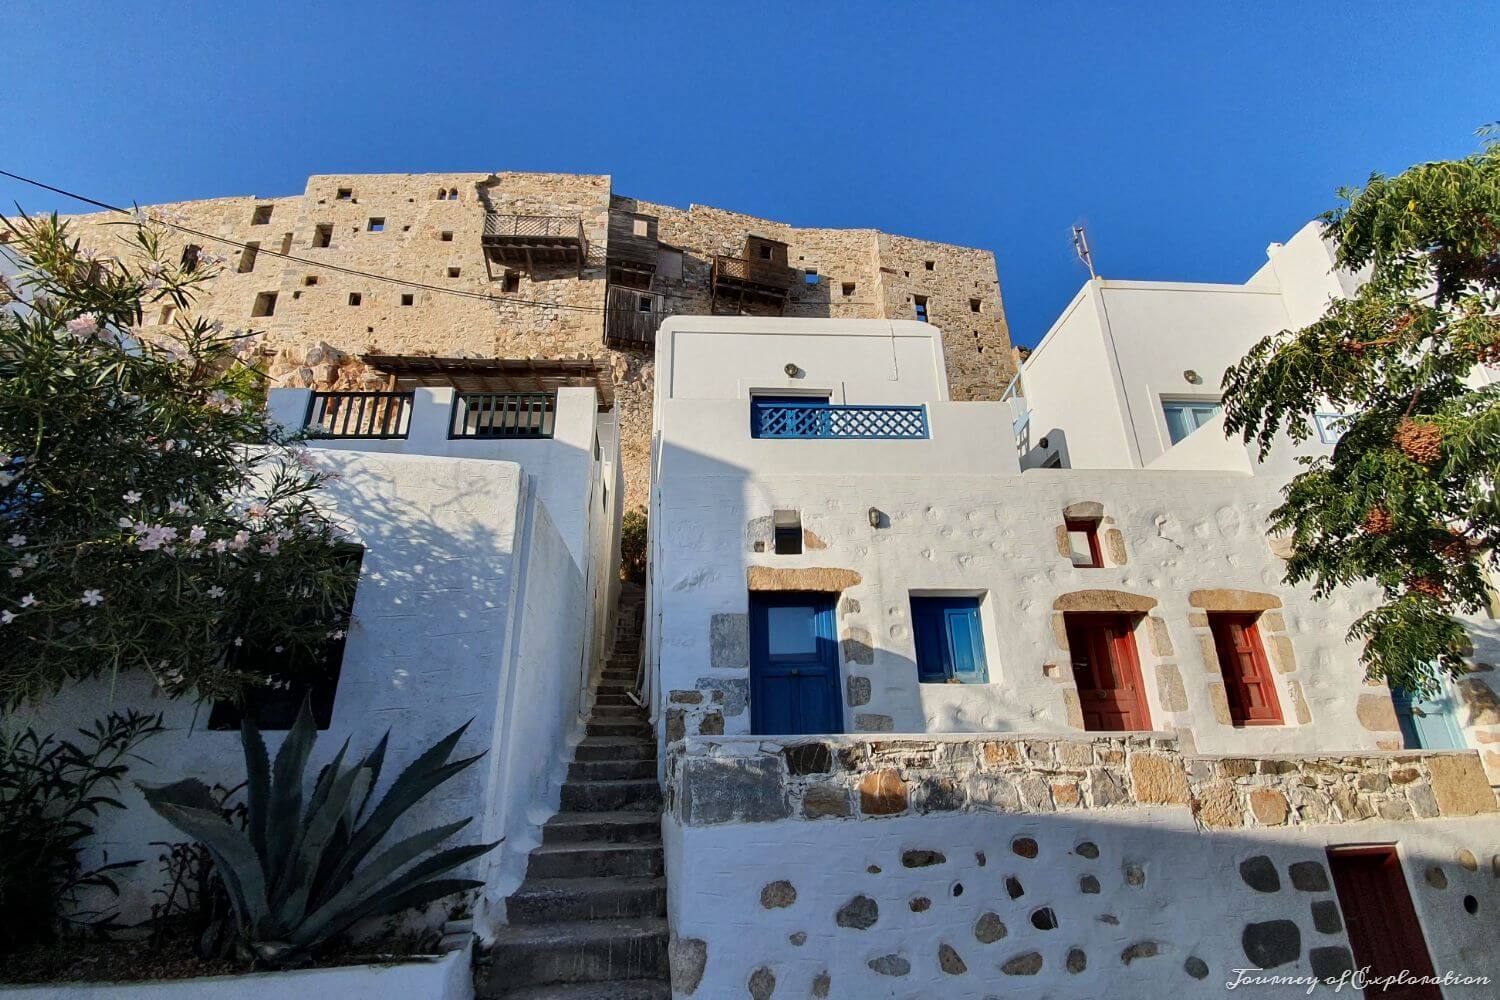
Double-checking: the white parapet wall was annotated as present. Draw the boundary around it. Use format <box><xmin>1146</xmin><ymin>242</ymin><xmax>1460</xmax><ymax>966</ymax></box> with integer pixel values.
<box><xmin>661</xmin><ymin>734</ymin><xmax>1500</xmax><ymax>997</ymax></box>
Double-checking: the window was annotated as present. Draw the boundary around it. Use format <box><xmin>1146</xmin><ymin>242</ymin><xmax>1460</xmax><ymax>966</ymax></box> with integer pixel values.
<box><xmin>367</xmin><ymin>218</ymin><xmax>385</xmax><ymax>232</ymax></box>
<box><xmin>447</xmin><ymin>266</ymin><xmax>461</xmax><ymax>278</ymax></box>
<box><xmin>750</xmin><ymin>394</ymin><xmax>831</xmax><ymax>438</ymax></box>
<box><xmin>251</xmin><ymin>292</ymin><xmax>277</xmax><ymax>317</ymax></box>
<box><xmin>304</xmin><ymin>275</ymin><xmax>318</xmax><ymax>286</ymax></box>
<box><xmin>924</xmin><ymin>260</ymin><xmax>934</xmax><ymax>270</ymax></box>
<box><xmin>502</xmin><ymin>272</ymin><xmax>520</xmax><ymax>293</ymax></box>
<box><xmin>208</xmin><ymin>545</ymin><xmax>363</xmax><ymax>730</ymax></box>
<box><xmin>632</xmin><ymin>218</ymin><xmax>649</xmax><ymax>237</ymax></box>
<box><xmin>804</xmin><ymin>269</ymin><xmax>819</xmax><ymax>285</ymax></box>
<box><xmin>251</xmin><ymin>205</ymin><xmax>273</xmax><ymax>225</ymax></box>
<box><xmin>913</xmin><ymin>295</ymin><xmax>929</xmax><ymax>322</ymax></box>
<box><xmin>348</xmin><ymin>292</ymin><xmax>362</xmax><ymax>306</ymax></box>
<box><xmin>1065</xmin><ymin>519</ymin><xmax>1103</xmax><ymax>568</ymax></box>
<box><xmin>401</xmin><ymin>293</ymin><xmax>414</xmax><ymax>306</ymax></box>
<box><xmin>238</xmin><ymin>243</ymin><xmax>260</xmax><ymax>273</ymax></box>
<box><xmin>842</xmin><ymin>282</ymin><xmax>856</xmax><ymax>297</ymax></box>
<box><xmin>637</xmin><ymin>294</ymin><xmax>652</xmax><ymax>313</ymax></box>
<box><xmin>758</xmin><ymin>244</ymin><xmax>772</xmax><ymax>260</ymax></box>
<box><xmin>313</xmin><ymin>224</ymin><xmax>333</xmax><ymax>249</ymax></box>
<box><xmin>1315</xmin><ymin>412</ymin><xmax>1350</xmax><ymax>445</ymax></box>
<box><xmin>1162</xmin><ymin>399</ymin><xmax>1222</xmax><ymax>444</ymax></box>
<box><xmin>440</xmin><ymin>231</ymin><xmax>453</xmax><ymax>242</ymax></box>
<box><xmin>970</xmin><ymin>298</ymin><xmax>982</xmax><ymax>313</ymax></box>
<box><xmin>336</xmin><ymin>187</ymin><xmax>352</xmax><ymax>200</ymax></box>
<box><xmin>180</xmin><ymin>244</ymin><xmax>201</xmax><ymax>270</ymax></box>
<box><xmin>911</xmin><ymin>596</ymin><xmax>988</xmax><ymax>684</ymax></box>
<box><xmin>773</xmin><ymin>510</ymin><xmax>802</xmax><ymax>555</ymax></box>
<box><xmin>1208</xmin><ymin>613</ymin><xmax>1283</xmax><ymax>725</ymax></box>
<box><xmin>449</xmin><ymin>188</ymin><xmax>459</xmax><ymax>200</ymax></box>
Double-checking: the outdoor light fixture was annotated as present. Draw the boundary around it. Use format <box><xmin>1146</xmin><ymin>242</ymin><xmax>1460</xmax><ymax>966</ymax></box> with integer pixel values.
<box><xmin>868</xmin><ymin>507</ymin><xmax>882</xmax><ymax>528</ymax></box>
<box><xmin>1183</xmin><ymin>369</ymin><xmax>1202</xmax><ymax>384</ymax></box>
<box><xmin>784</xmin><ymin>363</ymin><xmax>801</xmax><ymax>377</ymax></box>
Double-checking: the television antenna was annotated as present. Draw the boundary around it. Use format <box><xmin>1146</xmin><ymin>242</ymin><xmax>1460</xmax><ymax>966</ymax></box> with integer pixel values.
<box><xmin>1072</xmin><ymin>225</ymin><xmax>1097</xmax><ymax>279</ymax></box>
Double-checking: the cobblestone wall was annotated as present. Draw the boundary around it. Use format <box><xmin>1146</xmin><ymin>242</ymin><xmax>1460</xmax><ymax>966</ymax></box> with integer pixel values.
<box><xmin>57</xmin><ymin>174</ymin><xmax>1014</xmax><ymax>510</ymax></box>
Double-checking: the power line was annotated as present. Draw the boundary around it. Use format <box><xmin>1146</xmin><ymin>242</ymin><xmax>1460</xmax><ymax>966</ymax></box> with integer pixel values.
<box><xmin>0</xmin><ymin>167</ymin><xmax>889</xmax><ymax>313</ymax></box>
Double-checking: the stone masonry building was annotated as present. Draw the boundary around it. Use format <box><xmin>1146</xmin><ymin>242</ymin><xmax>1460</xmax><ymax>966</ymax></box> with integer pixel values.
<box><xmin>60</xmin><ymin>172</ymin><xmax>1015</xmax><ymax>508</ymax></box>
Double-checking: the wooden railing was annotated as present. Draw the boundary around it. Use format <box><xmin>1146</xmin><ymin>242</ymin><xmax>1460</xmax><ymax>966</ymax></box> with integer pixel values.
<box><xmin>449</xmin><ymin>391</ymin><xmax>556</xmax><ymax>439</ymax></box>
<box><xmin>712</xmin><ymin>254</ymin><xmax>795</xmax><ymax>291</ymax></box>
<box><xmin>604</xmin><ymin>285</ymin><xmax>663</xmax><ymax>350</ymax></box>
<box><xmin>482</xmin><ymin>214</ymin><xmax>586</xmax><ymax>243</ymax></box>
<box><xmin>305</xmin><ymin>391</ymin><xmax>414</xmax><ymax>439</ymax></box>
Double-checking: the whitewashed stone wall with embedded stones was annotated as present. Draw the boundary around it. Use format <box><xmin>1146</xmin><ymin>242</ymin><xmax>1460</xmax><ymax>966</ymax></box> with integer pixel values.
<box><xmin>661</xmin><ymin>735</ymin><xmax>1500</xmax><ymax>998</ymax></box>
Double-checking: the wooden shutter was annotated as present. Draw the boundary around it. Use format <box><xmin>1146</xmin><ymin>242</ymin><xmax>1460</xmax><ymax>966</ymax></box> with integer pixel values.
<box><xmin>943</xmin><ymin>603</ymin><xmax>988</xmax><ymax>683</ymax></box>
<box><xmin>1209</xmin><ymin>613</ymin><xmax>1283</xmax><ymax>724</ymax></box>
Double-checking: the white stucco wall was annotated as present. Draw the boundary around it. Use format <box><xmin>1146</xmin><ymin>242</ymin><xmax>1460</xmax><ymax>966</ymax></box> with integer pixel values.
<box><xmin>9</xmin><ymin>447</ymin><xmax>598</xmax><ymax>926</ymax></box>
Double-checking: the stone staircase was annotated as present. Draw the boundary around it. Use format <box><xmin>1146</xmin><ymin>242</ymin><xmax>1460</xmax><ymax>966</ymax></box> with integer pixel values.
<box><xmin>476</xmin><ymin>583</ymin><xmax>669</xmax><ymax>999</ymax></box>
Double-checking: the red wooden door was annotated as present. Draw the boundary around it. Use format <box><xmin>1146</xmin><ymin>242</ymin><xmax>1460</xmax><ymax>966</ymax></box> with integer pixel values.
<box><xmin>1066</xmin><ymin>613</ymin><xmax>1151</xmax><ymax>731</ymax></box>
<box><xmin>1327</xmin><ymin>847</ymin><xmax>1439</xmax><ymax>999</ymax></box>
<box><xmin>1210</xmin><ymin>613</ymin><xmax>1283</xmax><ymax>724</ymax></box>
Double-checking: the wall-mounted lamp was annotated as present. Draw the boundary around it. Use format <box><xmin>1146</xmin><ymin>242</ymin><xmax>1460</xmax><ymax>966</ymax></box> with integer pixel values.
<box><xmin>868</xmin><ymin>507</ymin><xmax>883</xmax><ymax>528</ymax></box>
<box><xmin>1183</xmin><ymin>369</ymin><xmax>1202</xmax><ymax>385</ymax></box>
<box><xmin>784</xmin><ymin>363</ymin><xmax>801</xmax><ymax>378</ymax></box>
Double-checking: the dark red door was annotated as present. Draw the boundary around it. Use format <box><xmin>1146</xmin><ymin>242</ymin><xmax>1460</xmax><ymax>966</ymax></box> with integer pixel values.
<box><xmin>1210</xmin><ymin>613</ymin><xmax>1283</xmax><ymax>724</ymax></box>
<box><xmin>1327</xmin><ymin>847</ymin><xmax>1439</xmax><ymax>999</ymax></box>
<box><xmin>1066</xmin><ymin>613</ymin><xmax>1150</xmax><ymax>731</ymax></box>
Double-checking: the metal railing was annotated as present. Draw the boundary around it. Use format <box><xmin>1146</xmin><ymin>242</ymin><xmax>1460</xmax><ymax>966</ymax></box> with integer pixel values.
<box><xmin>449</xmin><ymin>391</ymin><xmax>556</xmax><ymax>439</ymax></box>
<box><xmin>305</xmin><ymin>391</ymin><xmax>414</xmax><ymax>439</ymax></box>
<box><xmin>482</xmin><ymin>214</ymin><xmax>586</xmax><ymax>243</ymax></box>
<box><xmin>751</xmin><ymin>401</ymin><xmax>929</xmax><ymax>440</ymax></box>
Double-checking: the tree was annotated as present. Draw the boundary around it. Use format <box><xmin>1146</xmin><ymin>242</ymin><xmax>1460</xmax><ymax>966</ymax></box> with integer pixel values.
<box><xmin>0</xmin><ymin>211</ymin><xmax>359</xmax><ymax>711</ymax></box>
<box><xmin>1222</xmin><ymin>126</ymin><xmax>1500</xmax><ymax>696</ymax></box>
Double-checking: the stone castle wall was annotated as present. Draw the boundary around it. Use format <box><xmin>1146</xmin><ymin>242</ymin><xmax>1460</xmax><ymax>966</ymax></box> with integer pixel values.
<box><xmin>58</xmin><ymin>174</ymin><xmax>1015</xmax><ymax>509</ymax></box>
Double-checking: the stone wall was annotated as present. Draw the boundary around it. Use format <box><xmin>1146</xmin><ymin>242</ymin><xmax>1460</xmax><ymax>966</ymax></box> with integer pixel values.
<box><xmin>662</xmin><ymin>734</ymin><xmax>1500</xmax><ymax>997</ymax></box>
<box><xmin>56</xmin><ymin>174</ymin><xmax>1015</xmax><ymax>510</ymax></box>
<box><xmin>664</xmin><ymin>734</ymin><xmax>1497</xmax><ymax>831</ymax></box>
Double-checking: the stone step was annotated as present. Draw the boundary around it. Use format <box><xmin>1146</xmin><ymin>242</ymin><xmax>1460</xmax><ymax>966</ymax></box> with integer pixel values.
<box><xmin>568</xmin><ymin>758</ymin><xmax>656</xmax><ymax>781</ymax></box>
<box><xmin>573</xmin><ymin>738</ymin><xmax>656</xmax><ymax>762</ymax></box>
<box><xmin>478</xmin><ymin>918</ymin><xmax>668</xmax><ymax>989</ymax></box>
<box><xmin>586</xmin><ymin>720</ymin><xmax>652</xmax><ymax>739</ymax></box>
<box><xmin>560</xmin><ymin>778</ymin><xmax>661</xmax><ymax>812</ymax></box>
<box><xmin>488</xmin><ymin>978</ymin><xmax>669</xmax><ymax>999</ymax></box>
<box><xmin>601</xmin><ymin>669</ymin><xmax>636</xmax><ymax>681</ymax></box>
<box><xmin>543</xmin><ymin>810</ymin><xmax>661</xmax><ymax>845</ymax></box>
<box><xmin>589</xmin><ymin>704</ymin><xmax>649</xmax><ymax>720</ymax></box>
<box><xmin>506</xmin><ymin>876</ymin><xmax>663</xmax><ymax>924</ymax></box>
<box><xmin>525</xmin><ymin>841</ymin><xmax>664</xmax><ymax>879</ymax></box>
<box><xmin>591</xmin><ymin>692</ymin><xmax>638</xmax><ymax>706</ymax></box>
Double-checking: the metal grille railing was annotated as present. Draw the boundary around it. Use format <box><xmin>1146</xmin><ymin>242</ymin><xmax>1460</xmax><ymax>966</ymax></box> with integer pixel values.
<box><xmin>450</xmin><ymin>392</ymin><xmax>556</xmax><ymax>439</ymax></box>
<box><xmin>751</xmin><ymin>402</ymin><xmax>929</xmax><ymax>440</ymax></box>
<box><xmin>305</xmin><ymin>391</ymin><xmax>414</xmax><ymax>439</ymax></box>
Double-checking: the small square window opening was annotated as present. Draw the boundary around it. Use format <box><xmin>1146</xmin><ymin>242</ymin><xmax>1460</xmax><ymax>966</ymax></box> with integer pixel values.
<box><xmin>367</xmin><ymin>218</ymin><xmax>385</xmax><ymax>232</ymax></box>
<box><xmin>970</xmin><ymin>298</ymin><xmax>982</xmax><ymax>313</ymax></box>
<box><xmin>924</xmin><ymin>260</ymin><xmax>935</xmax><ymax>270</ymax></box>
<box><xmin>773</xmin><ymin>510</ymin><xmax>802</xmax><ymax>555</ymax></box>
<box><xmin>237</xmin><ymin>243</ymin><xmax>260</xmax><ymax>273</ymax></box>
<box><xmin>348</xmin><ymin>292</ymin><xmax>362</xmax><ymax>306</ymax></box>
<box><xmin>502</xmin><ymin>272</ymin><xmax>520</xmax><ymax>293</ymax></box>
<box><xmin>401</xmin><ymin>293</ymin><xmax>414</xmax><ymax>306</ymax></box>
<box><xmin>1065</xmin><ymin>519</ymin><xmax>1103</xmax><ymax>568</ymax></box>
<box><xmin>632</xmin><ymin>218</ymin><xmax>649</xmax><ymax>237</ymax></box>
<box><xmin>447</xmin><ymin>266</ymin><xmax>461</xmax><ymax>278</ymax></box>
<box><xmin>842</xmin><ymin>282</ymin><xmax>856</xmax><ymax>296</ymax></box>
<box><xmin>913</xmin><ymin>295</ymin><xmax>929</xmax><ymax>323</ymax></box>
<box><xmin>804</xmin><ymin>269</ymin><xmax>819</xmax><ymax>285</ymax></box>
<box><xmin>440</xmin><ymin>231</ymin><xmax>453</xmax><ymax>242</ymax></box>
<box><xmin>336</xmin><ymin>188</ymin><xmax>352</xmax><ymax>200</ymax></box>
<box><xmin>251</xmin><ymin>292</ymin><xmax>278</xmax><ymax>317</ymax></box>
<box><xmin>303</xmin><ymin>275</ymin><xmax>318</xmax><ymax>286</ymax></box>
<box><xmin>251</xmin><ymin>205</ymin><xmax>273</xmax><ymax>225</ymax></box>
<box><xmin>313</xmin><ymin>224</ymin><xmax>333</xmax><ymax>249</ymax></box>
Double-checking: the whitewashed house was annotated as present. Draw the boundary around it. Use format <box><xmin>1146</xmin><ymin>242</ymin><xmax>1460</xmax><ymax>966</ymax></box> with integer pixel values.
<box><xmin>647</xmin><ymin>315</ymin><xmax>1499</xmax><ymax>997</ymax></box>
<box><xmin>22</xmin><ymin>359</ymin><xmax>624</xmax><ymax>932</ymax></box>
<box><xmin>1011</xmin><ymin>222</ymin><xmax>1500</xmax><ymax>775</ymax></box>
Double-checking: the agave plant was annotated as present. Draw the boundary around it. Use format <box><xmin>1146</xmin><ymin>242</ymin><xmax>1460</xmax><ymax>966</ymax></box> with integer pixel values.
<box><xmin>140</xmin><ymin>699</ymin><xmax>497</xmax><ymax>966</ymax></box>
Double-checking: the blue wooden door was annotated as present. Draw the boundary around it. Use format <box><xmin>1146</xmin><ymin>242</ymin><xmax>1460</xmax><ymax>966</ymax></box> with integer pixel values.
<box><xmin>911</xmin><ymin>596</ymin><xmax>989</xmax><ymax>683</ymax></box>
<box><xmin>750</xmin><ymin>592</ymin><xmax>842</xmax><ymax>735</ymax></box>
<box><xmin>1391</xmin><ymin>681</ymin><xmax>1466</xmax><ymax>751</ymax></box>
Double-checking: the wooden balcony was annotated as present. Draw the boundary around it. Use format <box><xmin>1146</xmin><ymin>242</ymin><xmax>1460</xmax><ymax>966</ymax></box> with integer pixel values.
<box><xmin>482</xmin><ymin>214</ymin><xmax>588</xmax><ymax>275</ymax></box>
<box><xmin>711</xmin><ymin>253</ymin><xmax>795</xmax><ymax>311</ymax></box>
<box><xmin>604</xmin><ymin>285</ymin><xmax>663</xmax><ymax>351</ymax></box>
<box><xmin>607</xmin><ymin>210</ymin><xmax>659</xmax><ymax>286</ymax></box>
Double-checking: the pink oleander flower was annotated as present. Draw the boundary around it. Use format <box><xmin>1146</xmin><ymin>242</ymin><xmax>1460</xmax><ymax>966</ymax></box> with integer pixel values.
<box><xmin>233</xmin><ymin>636</ymin><xmax>243</xmax><ymax>647</ymax></box>
<box><xmin>7</xmin><ymin>567</ymin><xmax>21</xmax><ymax>578</ymax></box>
<box><xmin>247</xmin><ymin>502</ymin><xmax>269</xmax><ymax>518</ymax></box>
<box><xmin>169</xmin><ymin>500</ymin><xmax>189</xmax><ymax>514</ymax></box>
<box><xmin>123</xmin><ymin>490</ymin><xmax>142</xmax><ymax>504</ymax></box>
<box><xmin>19</xmin><ymin>554</ymin><xmax>37</xmax><ymax>568</ymax></box>
<box><xmin>0</xmin><ymin>610</ymin><xmax>14</xmax><ymax>625</ymax></box>
<box><xmin>80</xmin><ymin>589</ymin><xmax>103</xmax><ymax>607</ymax></box>
<box><xmin>328</xmin><ymin>628</ymin><xmax>346</xmax><ymax>640</ymax></box>
<box><xmin>118</xmin><ymin>516</ymin><xmax>134</xmax><ymax>528</ymax></box>
<box><xmin>19</xmin><ymin>594</ymin><xmax>36</xmax><ymax>608</ymax></box>
<box><xmin>6</xmin><ymin>533</ymin><xmax>24</xmax><ymax>547</ymax></box>
<box><xmin>229</xmin><ymin>530</ymin><xmax>250</xmax><ymax>551</ymax></box>
<box><xmin>65</xmin><ymin>314</ymin><xmax>99</xmax><ymax>337</ymax></box>
<box><xmin>188</xmin><ymin>526</ymin><xmax>207</xmax><ymax>544</ymax></box>
<box><xmin>211</xmin><ymin>538</ymin><xmax>228</xmax><ymax>554</ymax></box>
<box><xmin>206</xmin><ymin>585</ymin><xmax>225</xmax><ymax>599</ymax></box>
<box><xmin>260</xmin><ymin>539</ymin><xmax>280</xmax><ymax>556</ymax></box>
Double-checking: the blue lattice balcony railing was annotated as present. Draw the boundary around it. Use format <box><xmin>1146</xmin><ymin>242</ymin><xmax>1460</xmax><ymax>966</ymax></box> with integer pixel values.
<box><xmin>751</xmin><ymin>400</ymin><xmax>930</xmax><ymax>440</ymax></box>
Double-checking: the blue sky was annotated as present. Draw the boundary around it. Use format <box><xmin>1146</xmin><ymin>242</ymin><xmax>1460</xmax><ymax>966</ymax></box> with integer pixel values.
<box><xmin>3</xmin><ymin>2</ymin><xmax>1496</xmax><ymax>346</ymax></box>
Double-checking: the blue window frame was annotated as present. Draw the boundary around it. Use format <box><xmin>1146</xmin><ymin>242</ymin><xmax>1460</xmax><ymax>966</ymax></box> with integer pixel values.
<box><xmin>910</xmin><ymin>596</ymin><xmax>989</xmax><ymax>684</ymax></box>
<box><xmin>1314</xmin><ymin>412</ymin><xmax>1350</xmax><ymax>445</ymax></box>
<box><xmin>1162</xmin><ymin>399</ymin><xmax>1222</xmax><ymax>444</ymax></box>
